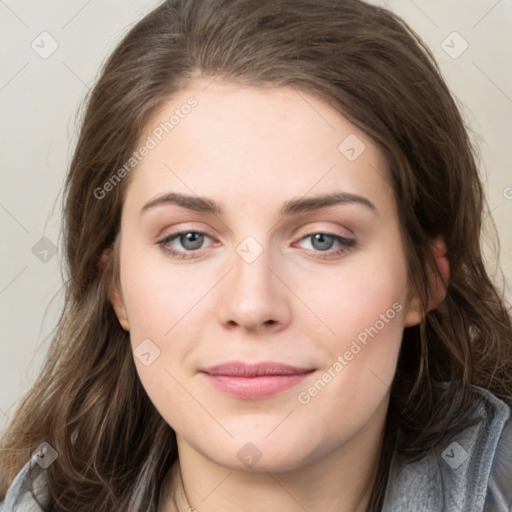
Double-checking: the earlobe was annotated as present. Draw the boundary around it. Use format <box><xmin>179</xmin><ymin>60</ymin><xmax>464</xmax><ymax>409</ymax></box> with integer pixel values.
<box><xmin>110</xmin><ymin>286</ymin><xmax>130</xmax><ymax>331</ymax></box>
<box><xmin>429</xmin><ymin>237</ymin><xmax>450</xmax><ymax>308</ymax></box>
<box><xmin>101</xmin><ymin>247</ymin><xmax>130</xmax><ymax>331</ymax></box>
<box><xmin>403</xmin><ymin>294</ymin><xmax>423</xmax><ymax>328</ymax></box>
<box><xmin>404</xmin><ymin>237</ymin><xmax>450</xmax><ymax>328</ymax></box>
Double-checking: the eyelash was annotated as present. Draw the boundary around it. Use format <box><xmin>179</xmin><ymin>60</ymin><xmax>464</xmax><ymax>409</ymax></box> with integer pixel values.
<box><xmin>156</xmin><ymin>230</ymin><xmax>357</xmax><ymax>260</ymax></box>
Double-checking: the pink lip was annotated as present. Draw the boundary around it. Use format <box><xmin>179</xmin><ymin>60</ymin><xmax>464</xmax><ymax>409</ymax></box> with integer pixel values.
<box><xmin>200</xmin><ymin>362</ymin><xmax>315</xmax><ymax>399</ymax></box>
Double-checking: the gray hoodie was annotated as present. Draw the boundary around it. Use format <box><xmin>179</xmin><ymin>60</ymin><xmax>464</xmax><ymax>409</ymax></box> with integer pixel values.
<box><xmin>1</xmin><ymin>384</ymin><xmax>511</xmax><ymax>511</ymax></box>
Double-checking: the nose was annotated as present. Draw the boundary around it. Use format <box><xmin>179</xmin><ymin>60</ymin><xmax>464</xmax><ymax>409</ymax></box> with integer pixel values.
<box><xmin>217</xmin><ymin>241</ymin><xmax>292</xmax><ymax>334</ymax></box>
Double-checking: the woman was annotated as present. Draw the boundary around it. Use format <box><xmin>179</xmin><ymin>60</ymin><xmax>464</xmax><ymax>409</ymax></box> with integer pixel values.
<box><xmin>1</xmin><ymin>0</ymin><xmax>511</xmax><ymax>511</ymax></box>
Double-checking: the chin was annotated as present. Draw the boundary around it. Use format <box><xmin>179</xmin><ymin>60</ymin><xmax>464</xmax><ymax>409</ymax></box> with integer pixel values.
<box><xmin>195</xmin><ymin>428</ymin><xmax>328</xmax><ymax>474</ymax></box>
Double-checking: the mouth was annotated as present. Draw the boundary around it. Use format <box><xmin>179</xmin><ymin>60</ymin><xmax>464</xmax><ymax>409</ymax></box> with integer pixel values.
<box><xmin>199</xmin><ymin>361</ymin><xmax>316</xmax><ymax>399</ymax></box>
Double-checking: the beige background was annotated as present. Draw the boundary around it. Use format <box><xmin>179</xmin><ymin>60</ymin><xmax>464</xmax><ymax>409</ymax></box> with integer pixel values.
<box><xmin>0</xmin><ymin>0</ymin><xmax>511</xmax><ymax>430</ymax></box>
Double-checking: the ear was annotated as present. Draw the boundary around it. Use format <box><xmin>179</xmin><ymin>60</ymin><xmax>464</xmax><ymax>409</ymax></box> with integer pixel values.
<box><xmin>101</xmin><ymin>248</ymin><xmax>130</xmax><ymax>331</ymax></box>
<box><xmin>404</xmin><ymin>236</ymin><xmax>450</xmax><ymax>327</ymax></box>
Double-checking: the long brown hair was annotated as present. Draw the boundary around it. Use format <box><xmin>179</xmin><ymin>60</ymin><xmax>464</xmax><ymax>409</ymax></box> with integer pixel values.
<box><xmin>1</xmin><ymin>0</ymin><xmax>511</xmax><ymax>510</ymax></box>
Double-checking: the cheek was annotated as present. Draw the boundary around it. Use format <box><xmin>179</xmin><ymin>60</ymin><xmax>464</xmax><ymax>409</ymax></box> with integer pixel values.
<box><xmin>121</xmin><ymin>248</ymin><xmax>201</xmax><ymax>343</ymax></box>
<box><xmin>119</xmin><ymin>247</ymin><xmax>214</xmax><ymax>413</ymax></box>
<box><xmin>291</xmin><ymin>246</ymin><xmax>408</xmax><ymax>411</ymax></box>
<box><xmin>296</xmin><ymin>242</ymin><xmax>409</xmax><ymax>348</ymax></box>
<box><xmin>120</xmin><ymin>265</ymin><xmax>204</xmax><ymax>428</ymax></box>
<box><xmin>324</xmin><ymin>270</ymin><xmax>407</xmax><ymax>344</ymax></box>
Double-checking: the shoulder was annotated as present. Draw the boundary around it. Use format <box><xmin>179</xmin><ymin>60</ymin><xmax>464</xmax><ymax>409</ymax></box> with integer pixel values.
<box><xmin>0</xmin><ymin>449</ymin><xmax>49</xmax><ymax>512</ymax></box>
<box><xmin>484</xmin><ymin>400</ymin><xmax>512</xmax><ymax>511</ymax></box>
<box><xmin>382</xmin><ymin>384</ymin><xmax>512</xmax><ymax>512</ymax></box>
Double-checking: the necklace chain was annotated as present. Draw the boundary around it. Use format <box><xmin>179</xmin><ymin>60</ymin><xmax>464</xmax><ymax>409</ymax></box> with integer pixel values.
<box><xmin>173</xmin><ymin>461</ymin><xmax>197</xmax><ymax>512</ymax></box>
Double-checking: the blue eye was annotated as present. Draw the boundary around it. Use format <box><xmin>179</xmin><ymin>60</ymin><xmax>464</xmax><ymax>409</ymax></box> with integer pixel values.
<box><xmin>176</xmin><ymin>232</ymin><xmax>204</xmax><ymax>250</ymax></box>
<box><xmin>157</xmin><ymin>231</ymin><xmax>212</xmax><ymax>258</ymax></box>
<box><xmin>297</xmin><ymin>232</ymin><xmax>356</xmax><ymax>259</ymax></box>
<box><xmin>309</xmin><ymin>233</ymin><xmax>336</xmax><ymax>250</ymax></box>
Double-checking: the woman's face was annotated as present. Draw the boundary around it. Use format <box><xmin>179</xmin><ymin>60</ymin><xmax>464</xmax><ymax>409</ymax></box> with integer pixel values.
<box><xmin>111</xmin><ymin>79</ymin><xmax>422</xmax><ymax>472</ymax></box>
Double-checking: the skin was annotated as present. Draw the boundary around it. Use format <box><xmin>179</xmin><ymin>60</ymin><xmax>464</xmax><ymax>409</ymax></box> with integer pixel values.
<box><xmin>110</xmin><ymin>78</ymin><xmax>449</xmax><ymax>512</ymax></box>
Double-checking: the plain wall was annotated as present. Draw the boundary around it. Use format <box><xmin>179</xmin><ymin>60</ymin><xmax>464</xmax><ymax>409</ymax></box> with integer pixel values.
<box><xmin>0</xmin><ymin>0</ymin><xmax>511</xmax><ymax>431</ymax></box>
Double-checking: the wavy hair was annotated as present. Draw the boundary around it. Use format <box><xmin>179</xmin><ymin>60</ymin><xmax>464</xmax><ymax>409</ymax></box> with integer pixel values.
<box><xmin>1</xmin><ymin>0</ymin><xmax>511</xmax><ymax>510</ymax></box>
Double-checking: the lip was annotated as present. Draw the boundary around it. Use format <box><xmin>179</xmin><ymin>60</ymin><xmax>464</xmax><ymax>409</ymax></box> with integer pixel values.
<box><xmin>200</xmin><ymin>361</ymin><xmax>315</xmax><ymax>399</ymax></box>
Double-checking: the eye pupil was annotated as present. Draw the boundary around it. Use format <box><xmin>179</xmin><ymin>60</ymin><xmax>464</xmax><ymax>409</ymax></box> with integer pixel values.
<box><xmin>312</xmin><ymin>233</ymin><xmax>334</xmax><ymax>251</ymax></box>
<box><xmin>180</xmin><ymin>232</ymin><xmax>204</xmax><ymax>250</ymax></box>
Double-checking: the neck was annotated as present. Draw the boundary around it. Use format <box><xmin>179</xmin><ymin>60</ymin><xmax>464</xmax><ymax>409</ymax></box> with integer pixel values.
<box><xmin>159</xmin><ymin>399</ymin><xmax>389</xmax><ymax>512</ymax></box>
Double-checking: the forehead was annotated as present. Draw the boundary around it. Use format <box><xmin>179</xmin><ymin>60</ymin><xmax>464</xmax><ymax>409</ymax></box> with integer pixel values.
<box><xmin>123</xmin><ymin>79</ymin><xmax>395</xmax><ymax>219</ymax></box>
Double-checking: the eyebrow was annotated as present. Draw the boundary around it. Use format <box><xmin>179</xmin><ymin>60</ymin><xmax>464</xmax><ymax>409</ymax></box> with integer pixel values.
<box><xmin>140</xmin><ymin>191</ymin><xmax>378</xmax><ymax>217</ymax></box>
